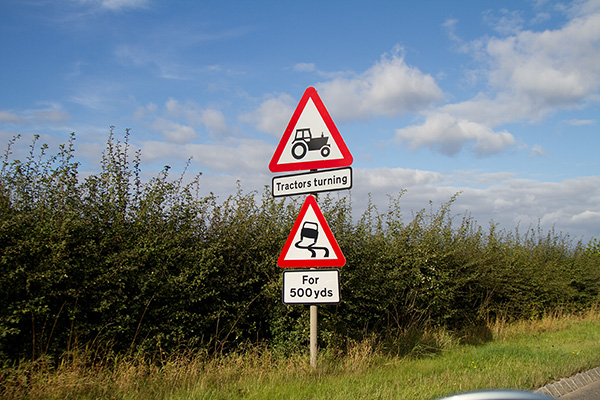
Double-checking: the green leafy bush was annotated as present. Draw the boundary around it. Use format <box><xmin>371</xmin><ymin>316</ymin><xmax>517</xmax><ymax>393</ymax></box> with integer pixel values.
<box><xmin>0</xmin><ymin>130</ymin><xmax>598</xmax><ymax>363</ymax></box>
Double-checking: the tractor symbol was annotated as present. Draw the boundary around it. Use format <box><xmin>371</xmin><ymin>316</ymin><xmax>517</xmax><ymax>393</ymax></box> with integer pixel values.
<box><xmin>294</xmin><ymin>221</ymin><xmax>330</xmax><ymax>258</ymax></box>
<box><xmin>291</xmin><ymin>128</ymin><xmax>331</xmax><ymax>160</ymax></box>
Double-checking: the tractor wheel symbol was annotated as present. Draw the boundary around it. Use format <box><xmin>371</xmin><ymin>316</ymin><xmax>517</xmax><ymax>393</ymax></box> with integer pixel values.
<box><xmin>292</xmin><ymin>141</ymin><xmax>307</xmax><ymax>160</ymax></box>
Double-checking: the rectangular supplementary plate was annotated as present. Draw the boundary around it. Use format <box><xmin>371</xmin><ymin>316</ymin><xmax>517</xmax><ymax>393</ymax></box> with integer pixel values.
<box><xmin>282</xmin><ymin>269</ymin><xmax>340</xmax><ymax>304</ymax></box>
<box><xmin>272</xmin><ymin>167</ymin><xmax>352</xmax><ymax>197</ymax></box>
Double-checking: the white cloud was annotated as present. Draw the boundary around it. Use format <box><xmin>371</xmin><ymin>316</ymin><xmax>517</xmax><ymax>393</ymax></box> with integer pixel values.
<box><xmin>411</xmin><ymin>3</ymin><xmax>600</xmax><ymax>156</ymax></box>
<box><xmin>239</xmin><ymin>93</ymin><xmax>295</xmax><ymax>137</ymax></box>
<box><xmin>293</xmin><ymin>63</ymin><xmax>317</xmax><ymax>73</ymax></box>
<box><xmin>133</xmin><ymin>98</ymin><xmax>234</xmax><ymax>144</ymax></box>
<box><xmin>394</xmin><ymin>112</ymin><xmax>516</xmax><ymax>156</ymax></box>
<box><xmin>76</xmin><ymin>0</ymin><xmax>150</xmax><ymax>11</ymax></box>
<box><xmin>114</xmin><ymin>45</ymin><xmax>186</xmax><ymax>80</ymax></box>
<box><xmin>317</xmin><ymin>48</ymin><xmax>444</xmax><ymax>121</ymax></box>
<box><xmin>201</xmin><ymin>109</ymin><xmax>229</xmax><ymax>138</ymax></box>
<box><xmin>355</xmin><ymin>167</ymin><xmax>442</xmax><ymax>189</ymax></box>
<box><xmin>68</xmin><ymin>78</ymin><xmax>122</xmax><ymax>111</ymax></box>
<box><xmin>441</xmin><ymin>170</ymin><xmax>516</xmax><ymax>187</ymax></box>
<box><xmin>442</xmin><ymin>18</ymin><xmax>487</xmax><ymax>56</ymax></box>
<box><xmin>69</xmin><ymin>124</ymin><xmax>598</xmax><ymax>240</ymax></box>
<box><xmin>161</xmin><ymin>98</ymin><xmax>231</xmax><ymax>138</ymax></box>
<box><xmin>529</xmin><ymin>144</ymin><xmax>547</xmax><ymax>157</ymax></box>
<box><xmin>485</xmin><ymin>10</ymin><xmax>600</xmax><ymax>119</ymax></box>
<box><xmin>480</xmin><ymin>176</ymin><xmax>600</xmax><ymax>239</ymax></box>
<box><xmin>565</xmin><ymin>0</ymin><xmax>600</xmax><ymax>18</ymax></box>
<box><xmin>114</xmin><ymin>44</ymin><xmax>149</xmax><ymax>68</ymax></box>
<box><xmin>571</xmin><ymin>210</ymin><xmax>600</xmax><ymax>224</ymax></box>
<box><xmin>352</xmin><ymin>168</ymin><xmax>600</xmax><ymax>240</ymax></box>
<box><xmin>100</xmin><ymin>0</ymin><xmax>148</xmax><ymax>10</ymax></box>
<box><xmin>483</xmin><ymin>9</ymin><xmax>525</xmax><ymax>35</ymax></box>
<box><xmin>0</xmin><ymin>111</ymin><xmax>25</xmax><ymax>124</ymax></box>
<box><xmin>150</xmin><ymin>118</ymin><xmax>197</xmax><ymax>144</ymax></box>
<box><xmin>530</xmin><ymin>11</ymin><xmax>552</xmax><ymax>25</ymax></box>
<box><xmin>34</xmin><ymin>109</ymin><xmax>70</xmax><ymax>123</ymax></box>
<box><xmin>0</xmin><ymin>106</ymin><xmax>71</xmax><ymax>125</ymax></box>
<box><xmin>139</xmin><ymin>138</ymin><xmax>273</xmax><ymax>174</ymax></box>
<box><xmin>133</xmin><ymin>102</ymin><xmax>157</xmax><ymax>120</ymax></box>
<box><xmin>245</xmin><ymin>47</ymin><xmax>443</xmax><ymax>136</ymax></box>
<box><xmin>563</xmin><ymin>119</ymin><xmax>595</xmax><ymax>126</ymax></box>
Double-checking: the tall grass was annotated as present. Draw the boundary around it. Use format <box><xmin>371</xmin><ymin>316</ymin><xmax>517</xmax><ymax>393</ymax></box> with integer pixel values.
<box><xmin>2</xmin><ymin>310</ymin><xmax>600</xmax><ymax>399</ymax></box>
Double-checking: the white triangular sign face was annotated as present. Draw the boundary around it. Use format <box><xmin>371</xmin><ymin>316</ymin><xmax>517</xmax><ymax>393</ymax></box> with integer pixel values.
<box><xmin>276</xmin><ymin>97</ymin><xmax>344</xmax><ymax>164</ymax></box>
<box><xmin>278</xmin><ymin>195</ymin><xmax>345</xmax><ymax>268</ymax></box>
<box><xmin>269</xmin><ymin>87</ymin><xmax>353</xmax><ymax>172</ymax></box>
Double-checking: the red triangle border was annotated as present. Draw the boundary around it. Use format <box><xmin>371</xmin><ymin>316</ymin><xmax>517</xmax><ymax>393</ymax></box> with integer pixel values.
<box><xmin>278</xmin><ymin>195</ymin><xmax>346</xmax><ymax>268</ymax></box>
<box><xmin>269</xmin><ymin>87</ymin><xmax>353</xmax><ymax>173</ymax></box>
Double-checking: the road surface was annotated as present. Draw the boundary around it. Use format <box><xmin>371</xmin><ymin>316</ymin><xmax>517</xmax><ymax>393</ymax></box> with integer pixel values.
<box><xmin>559</xmin><ymin>379</ymin><xmax>600</xmax><ymax>400</ymax></box>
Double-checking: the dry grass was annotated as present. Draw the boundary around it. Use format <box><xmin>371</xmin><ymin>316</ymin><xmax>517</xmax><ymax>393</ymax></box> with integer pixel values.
<box><xmin>2</xmin><ymin>308</ymin><xmax>600</xmax><ymax>400</ymax></box>
<box><xmin>489</xmin><ymin>304</ymin><xmax>600</xmax><ymax>340</ymax></box>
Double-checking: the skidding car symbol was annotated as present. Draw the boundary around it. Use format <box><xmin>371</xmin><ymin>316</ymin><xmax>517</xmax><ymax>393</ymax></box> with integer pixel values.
<box><xmin>294</xmin><ymin>221</ymin><xmax>330</xmax><ymax>258</ymax></box>
<box><xmin>291</xmin><ymin>128</ymin><xmax>331</xmax><ymax>160</ymax></box>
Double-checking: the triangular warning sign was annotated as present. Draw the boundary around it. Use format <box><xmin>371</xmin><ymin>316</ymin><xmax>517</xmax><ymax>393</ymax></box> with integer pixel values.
<box><xmin>278</xmin><ymin>195</ymin><xmax>346</xmax><ymax>268</ymax></box>
<box><xmin>269</xmin><ymin>87</ymin><xmax>353</xmax><ymax>173</ymax></box>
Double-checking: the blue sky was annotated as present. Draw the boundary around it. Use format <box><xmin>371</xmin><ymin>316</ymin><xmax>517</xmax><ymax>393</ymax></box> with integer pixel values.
<box><xmin>1</xmin><ymin>0</ymin><xmax>599</xmax><ymax>241</ymax></box>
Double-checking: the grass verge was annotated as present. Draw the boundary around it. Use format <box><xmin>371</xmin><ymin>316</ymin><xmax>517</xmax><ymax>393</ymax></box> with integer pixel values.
<box><xmin>2</xmin><ymin>309</ymin><xmax>600</xmax><ymax>400</ymax></box>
